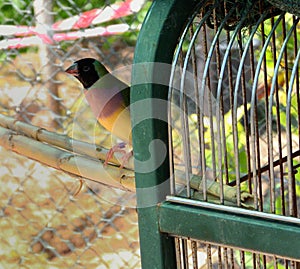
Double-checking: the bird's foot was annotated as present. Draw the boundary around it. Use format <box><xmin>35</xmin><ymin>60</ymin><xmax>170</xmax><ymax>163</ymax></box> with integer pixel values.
<box><xmin>104</xmin><ymin>142</ymin><xmax>132</xmax><ymax>168</ymax></box>
<box><xmin>119</xmin><ymin>150</ymin><xmax>133</xmax><ymax>169</ymax></box>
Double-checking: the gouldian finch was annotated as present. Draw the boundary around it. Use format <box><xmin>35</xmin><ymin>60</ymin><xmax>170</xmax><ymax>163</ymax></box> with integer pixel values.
<box><xmin>65</xmin><ymin>58</ymin><xmax>132</xmax><ymax>166</ymax></box>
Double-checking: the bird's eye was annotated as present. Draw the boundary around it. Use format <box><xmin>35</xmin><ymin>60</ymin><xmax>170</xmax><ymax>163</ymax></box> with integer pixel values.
<box><xmin>83</xmin><ymin>66</ymin><xmax>90</xmax><ymax>72</ymax></box>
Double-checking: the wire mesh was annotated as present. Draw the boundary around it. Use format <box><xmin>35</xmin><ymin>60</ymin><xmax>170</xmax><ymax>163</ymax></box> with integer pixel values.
<box><xmin>0</xmin><ymin>0</ymin><xmax>150</xmax><ymax>268</ymax></box>
<box><xmin>168</xmin><ymin>0</ymin><xmax>299</xmax><ymax>267</ymax></box>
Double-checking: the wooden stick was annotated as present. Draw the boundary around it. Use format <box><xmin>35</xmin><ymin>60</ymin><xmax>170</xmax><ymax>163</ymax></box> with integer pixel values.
<box><xmin>0</xmin><ymin>114</ymin><xmax>134</xmax><ymax>170</ymax></box>
<box><xmin>0</xmin><ymin>125</ymin><xmax>135</xmax><ymax>191</ymax></box>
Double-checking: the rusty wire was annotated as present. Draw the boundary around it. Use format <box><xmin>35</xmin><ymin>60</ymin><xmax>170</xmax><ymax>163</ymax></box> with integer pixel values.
<box><xmin>0</xmin><ymin>0</ymin><xmax>148</xmax><ymax>268</ymax></box>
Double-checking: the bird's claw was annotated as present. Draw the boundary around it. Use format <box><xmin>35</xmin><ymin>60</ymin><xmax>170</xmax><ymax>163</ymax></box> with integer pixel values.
<box><xmin>104</xmin><ymin>142</ymin><xmax>131</xmax><ymax>169</ymax></box>
<box><xmin>119</xmin><ymin>150</ymin><xmax>133</xmax><ymax>169</ymax></box>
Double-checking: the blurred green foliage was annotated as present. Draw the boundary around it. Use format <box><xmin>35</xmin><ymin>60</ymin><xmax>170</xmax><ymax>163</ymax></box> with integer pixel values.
<box><xmin>0</xmin><ymin>0</ymin><xmax>34</xmax><ymax>25</ymax></box>
<box><xmin>0</xmin><ymin>0</ymin><xmax>106</xmax><ymax>25</ymax></box>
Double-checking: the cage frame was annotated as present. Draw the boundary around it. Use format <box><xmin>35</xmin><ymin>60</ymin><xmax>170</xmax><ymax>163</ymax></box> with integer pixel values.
<box><xmin>132</xmin><ymin>0</ymin><xmax>300</xmax><ymax>268</ymax></box>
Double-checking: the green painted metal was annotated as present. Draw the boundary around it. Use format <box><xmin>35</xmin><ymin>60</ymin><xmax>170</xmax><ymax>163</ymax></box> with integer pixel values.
<box><xmin>132</xmin><ymin>0</ymin><xmax>300</xmax><ymax>267</ymax></box>
<box><xmin>131</xmin><ymin>0</ymin><xmax>198</xmax><ymax>268</ymax></box>
<box><xmin>159</xmin><ymin>202</ymin><xmax>300</xmax><ymax>260</ymax></box>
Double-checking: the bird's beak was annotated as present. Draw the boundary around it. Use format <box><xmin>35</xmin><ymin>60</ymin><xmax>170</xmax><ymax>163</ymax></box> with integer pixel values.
<box><xmin>65</xmin><ymin>63</ymin><xmax>79</xmax><ymax>76</ymax></box>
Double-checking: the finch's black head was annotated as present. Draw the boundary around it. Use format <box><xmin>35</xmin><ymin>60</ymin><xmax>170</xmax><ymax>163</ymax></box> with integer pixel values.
<box><xmin>65</xmin><ymin>58</ymin><xmax>108</xmax><ymax>89</ymax></box>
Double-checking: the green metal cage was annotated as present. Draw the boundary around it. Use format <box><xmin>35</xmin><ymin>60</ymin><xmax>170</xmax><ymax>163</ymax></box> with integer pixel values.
<box><xmin>132</xmin><ymin>0</ymin><xmax>300</xmax><ymax>268</ymax></box>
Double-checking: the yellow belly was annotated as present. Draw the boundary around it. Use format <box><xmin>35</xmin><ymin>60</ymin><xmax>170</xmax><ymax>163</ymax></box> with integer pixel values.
<box><xmin>98</xmin><ymin>106</ymin><xmax>132</xmax><ymax>144</ymax></box>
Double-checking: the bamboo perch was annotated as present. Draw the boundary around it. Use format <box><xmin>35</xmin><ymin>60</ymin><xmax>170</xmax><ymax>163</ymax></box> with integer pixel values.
<box><xmin>0</xmin><ymin>125</ymin><xmax>135</xmax><ymax>191</ymax></box>
<box><xmin>0</xmin><ymin>114</ymin><xmax>134</xmax><ymax>170</ymax></box>
<box><xmin>174</xmin><ymin>170</ymin><xmax>254</xmax><ymax>208</ymax></box>
<box><xmin>0</xmin><ymin>114</ymin><xmax>254</xmax><ymax>207</ymax></box>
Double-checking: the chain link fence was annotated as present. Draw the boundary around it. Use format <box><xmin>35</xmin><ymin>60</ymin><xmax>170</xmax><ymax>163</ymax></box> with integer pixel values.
<box><xmin>0</xmin><ymin>0</ymin><xmax>150</xmax><ymax>267</ymax></box>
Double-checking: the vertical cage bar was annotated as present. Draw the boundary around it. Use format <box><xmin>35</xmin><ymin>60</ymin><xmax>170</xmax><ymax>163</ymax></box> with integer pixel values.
<box><xmin>200</xmin><ymin>22</ymin><xmax>209</xmax><ymax>201</ymax></box>
<box><xmin>224</xmin><ymin>5</ymin><xmax>233</xmax><ymax>188</ymax></box>
<box><xmin>250</xmin><ymin>14</ymin><xmax>284</xmax><ymax>211</ymax></box>
<box><xmin>222</xmin><ymin>12</ymin><xmax>249</xmax><ymax>206</ymax></box>
<box><xmin>272</xmin><ymin>16</ymin><xmax>285</xmax><ymax>214</ymax></box>
<box><xmin>260</xmin><ymin>9</ymin><xmax>272</xmax><ymax>212</ymax></box>
<box><xmin>240</xmin><ymin>251</ymin><xmax>246</xmax><ymax>269</ymax></box>
<box><xmin>191</xmin><ymin>240</ymin><xmax>198</xmax><ymax>269</ymax></box>
<box><xmin>179</xmin><ymin>8</ymin><xmax>213</xmax><ymax>198</ymax></box>
<box><xmin>206</xmin><ymin>244</ymin><xmax>213</xmax><ymax>269</ymax></box>
<box><xmin>182</xmin><ymin>239</ymin><xmax>189</xmax><ymax>269</ymax></box>
<box><xmin>213</xmin><ymin>5</ymin><xmax>224</xmax><ymax>205</ymax></box>
<box><xmin>248</xmin><ymin>27</ymin><xmax>256</xmax><ymax>196</ymax></box>
<box><xmin>168</xmin><ymin>3</ymin><xmax>203</xmax><ymax>196</ymax></box>
<box><xmin>180</xmin><ymin>50</ymin><xmax>193</xmax><ymax>198</ymax></box>
<box><xmin>200</xmin><ymin>3</ymin><xmax>238</xmax><ymax>201</ymax></box>
<box><xmin>246</xmin><ymin>14</ymin><xmax>269</xmax><ymax>208</ymax></box>
<box><xmin>189</xmin><ymin>25</ymin><xmax>201</xmax><ymax>182</ymax></box>
<box><xmin>268</xmin><ymin>18</ymin><xmax>299</xmax><ymax>217</ymax></box>
<box><xmin>175</xmin><ymin>237</ymin><xmax>183</xmax><ymax>268</ymax></box>
<box><xmin>293</xmin><ymin>16</ymin><xmax>300</xmax><ymax>152</ymax></box>
<box><xmin>237</xmin><ymin>29</ymin><xmax>252</xmax><ymax>200</ymax></box>
<box><xmin>286</xmin><ymin>47</ymin><xmax>300</xmax><ymax>218</ymax></box>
